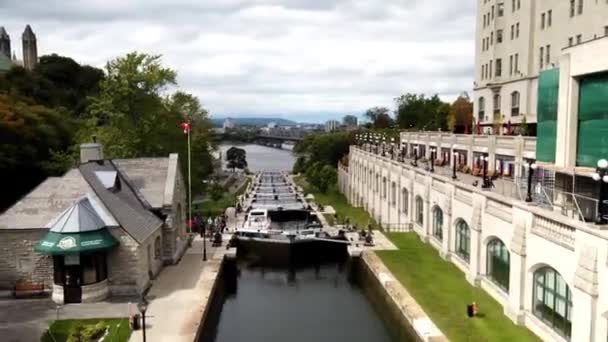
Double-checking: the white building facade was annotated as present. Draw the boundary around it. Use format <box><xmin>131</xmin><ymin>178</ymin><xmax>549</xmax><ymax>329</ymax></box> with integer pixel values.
<box><xmin>340</xmin><ymin>145</ymin><xmax>608</xmax><ymax>341</ymax></box>
<box><xmin>473</xmin><ymin>0</ymin><xmax>608</xmax><ymax>132</ymax></box>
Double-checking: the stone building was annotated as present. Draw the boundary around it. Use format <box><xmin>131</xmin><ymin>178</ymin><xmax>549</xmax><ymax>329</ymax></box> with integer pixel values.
<box><xmin>0</xmin><ymin>143</ymin><xmax>188</xmax><ymax>303</ymax></box>
<box><xmin>21</xmin><ymin>25</ymin><xmax>37</xmax><ymax>71</ymax></box>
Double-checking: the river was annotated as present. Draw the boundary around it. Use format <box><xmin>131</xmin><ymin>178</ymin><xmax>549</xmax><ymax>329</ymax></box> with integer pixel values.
<box><xmin>218</xmin><ymin>143</ymin><xmax>297</xmax><ymax>172</ymax></box>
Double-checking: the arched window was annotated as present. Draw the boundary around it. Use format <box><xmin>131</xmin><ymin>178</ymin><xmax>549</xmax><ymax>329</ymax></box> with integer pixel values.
<box><xmin>455</xmin><ymin>220</ymin><xmax>470</xmax><ymax>262</ymax></box>
<box><xmin>391</xmin><ymin>182</ymin><xmax>396</xmax><ymax>206</ymax></box>
<box><xmin>533</xmin><ymin>267</ymin><xmax>572</xmax><ymax>339</ymax></box>
<box><xmin>154</xmin><ymin>236</ymin><xmax>161</xmax><ymax>259</ymax></box>
<box><xmin>486</xmin><ymin>239</ymin><xmax>510</xmax><ymax>292</ymax></box>
<box><xmin>478</xmin><ymin>96</ymin><xmax>486</xmax><ymax>121</ymax></box>
<box><xmin>401</xmin><ymin>188</ymin><xmax>409</xmax><ymax>215</ymax></box>
<box><xmin>415</xmin><ymin>196</ymin><xmax>424</xmax><ymax>225</ymax></box>
<box><xmin>511</xmin><ymin>91</ymin><xmax>520</xmax><ymax>116</ymax></box>
<box><xmin>382</xmin><ymin>177</ymin><xmax>387</xmax><ymax>199</ymax></box>
<box><xmin>375</xmin><ymin>174</ymin><xmax>379</xmax><ymax>193</ymax></box>
<box><xmin>432</xmin><ymin>207</ymin><xmax>443</xmax><ymax>241</ymax></box>
<box><xmin>369</xmin><ymin>170</ymin><xmax>373</xmax><ymax>189</ymax></box>
<box><xmin>493</xmin><ymin>93</ymin><xmax>501</xmax><ymax>117</ymax></box>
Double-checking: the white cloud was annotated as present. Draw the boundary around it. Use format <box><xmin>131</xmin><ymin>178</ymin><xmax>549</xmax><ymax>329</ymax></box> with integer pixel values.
<box><xmin>0</xmin><ymin>0</ymin><xmax>475</xmax><ymax>122</ymax></box>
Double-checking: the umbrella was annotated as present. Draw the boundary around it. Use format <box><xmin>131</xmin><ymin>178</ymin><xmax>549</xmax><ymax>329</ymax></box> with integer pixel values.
<box><xmin>507</xmin><ymin>120</ymin><xmax>512</xmax><ymax>135</ymax></box>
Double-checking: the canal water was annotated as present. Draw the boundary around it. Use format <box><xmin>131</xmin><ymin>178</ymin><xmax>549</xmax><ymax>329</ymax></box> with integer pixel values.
<box><xmin>201</xmin><ymin>260</ymin><xmax>395</xmax><ymax>342</ymax></box>
<box><xmin>218</xmin><ymin>143</ymin><xmax>296</xmax><ymax>172</ymax></box>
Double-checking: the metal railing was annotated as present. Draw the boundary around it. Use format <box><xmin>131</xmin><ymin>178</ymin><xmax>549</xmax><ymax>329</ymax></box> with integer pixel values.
<box><xmin>381</xmin><ymin>223</ymin><xmax>413</xmax><ymax>233</ymax></box>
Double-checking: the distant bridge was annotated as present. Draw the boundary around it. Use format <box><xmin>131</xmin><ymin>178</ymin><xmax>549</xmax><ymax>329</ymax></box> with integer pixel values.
<box><xmin>255</xmin><ymin>134</ymin><xmax>303</xmax><ymax>142</ymax></box>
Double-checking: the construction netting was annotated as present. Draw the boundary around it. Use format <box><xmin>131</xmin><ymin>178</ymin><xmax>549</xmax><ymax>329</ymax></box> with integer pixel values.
<box><xmin>577</xmin><ymin>72</ymin><xmax>608</xmax><ymax>167</ymax></box>
<box><xmin>536</xmin><ymin>68</ymin><xmax>559</xmax><ymax>162</ymax></box>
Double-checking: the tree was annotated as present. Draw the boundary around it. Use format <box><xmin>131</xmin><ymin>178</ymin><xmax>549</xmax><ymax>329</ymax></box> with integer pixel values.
<box><xmin>226</xmin><ymin>146</ymin><xmax>247</xmax><ymax>171</ymax></box>
<box><xmin>394</xmin><ymin>93</ymin><xmax>450</xmax><ymax>130</ymax></box>
<box><xmin>447</xmin><ymin>93</ymin><xmax>473</xmax><ymax>133</ymax></box>
<box><xmin>364</xmin><ymin>107</ymin><xmax>394</xmax><ymax>129</ymax></box>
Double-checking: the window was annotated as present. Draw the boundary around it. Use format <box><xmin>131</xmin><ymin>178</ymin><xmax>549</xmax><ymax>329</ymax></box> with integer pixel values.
<box><xmin>570</xmin><ymin>0</ymin><xmax>575</xmax><ymax>17</ymax></box>
<box><xmin>540</xmin><ymin>46</ymin><xmax>544</xmax><ymax>69</ymax></box>
<box><xmin>510</xmin><ymin>25</ymin><xmax>514</xmax><ymax>40</ymax></box>
<box><xmin>576</xmin><ymin>34</ymin><xmax>582</xmax><ymax>44</ymax></box>
<box><xmin>547</xmin><ymin>10</ymin><xmax>552</xmax><ymax>27</ymax></box>
<box><xmin>516</xmin><ymin>23</ymin><xmax>520</xmax><ymax>38</ymax></box>
<box><xmin>415</xmin><ymin>196</ymin><xmax>423</xmax><ymax>226</ymax></box>
<box><xmin>511</xmin><ymin>0</ymin><xmax>515</xmax><ymax>12</ymax></box>
<box><xmin>497</xmin><ymin>3</ymin><xmax>504</xmax><ymax>16</ymax></box>
<box><xmin>509</xmin><ymin>55</ymin><xmax>513</xmax><ymax>76</ymax></box>
<box><xmin>577</xmin><ymin>0</ymin><xmax>583</xmax><ymax>15</ymax></box>
<box><xmin>401</xmin><ymin>188</ymin><xmax>409</xmax><ymax>215</ymax></box>
<box><xmin>455</xmin><ymin>220</ymin><xmax>470</xmax><ymax>262</ymax></box>
<box><xmin>496</xmin><ymin>29</ymin><xmax>503</xmax><ymax>43</ymax></box>
<box><xmin>517</xmin><ymin>0</ymin><xmax>520</xmax><ymax>9</ymax></box>
<box><xmin>533</xmin><ymin>267</ymin><xmax>572</xmax><ymax>339</ymax></box>
<box><xmin>605</xmin><ymin>26</ymin><xmax>608</xmax><ymax>37</ymax></box>
<box><xmin>489</xmin><ymin>59</ymin><xmax>493</xmax><ymax>78</ymax></box>
<box><xmin>493</xmin><ymin>93</ymin><xmax>501</xmax><ymax>116</ymax></box>
<box><xmin>382</xmin><ymin>177</ymin><xmax>387</xmax><ymax>199</ymax></box>
<box><xmin>432</xmin><ymin>207</ymin><xmax>443</xmax><ymax>241</ymax></box>
<box><xmin>391</xmin><ymin>182</ymin><xmax>396</xmax><ymax>207</ymax></box>
<box><xmin>511</xmin><ymin>91</ymin><xmax>520</xmax><ymax>116</ymax></box>
<box><xmin>478</xmin><ymin>97</ymin><xmax>486</xmax><ymax>121</ymax></box>
<box><xmin>541</xmin><ymin>13</ymin><xmax>545</xmax><ymax>29</ymax></box>
<box><xmin>491</xmin><ymin>5</ymin><xmax>495</xmax><ymax>19</ymax></box>
<box><xmin>568</xmin><ymin>37</ymin><xmax>573</xmax><ymax>46</ymax></box>
<box><xmin>154</xmin><ymin>236</ymin><xmax>161</xmax><ymax>259</ymax></box>
<box><xmin>375</xmin><ymin>174</ymin><xmax>379</xmax><ymax>193</ymax></box>
<box><xmin>486</xmin><ymin>239</ymin><xmax>510</xmax><ymax>292</ymax></box>
<box><xmin>481</xmin><ymin>65</ymin><xmax>484</xmax><ymax>80</ymax></box>
<box><xmin>490</xmin><ymin>31</ymin><xmax>494</xmax><ymax>45</ymax></box>
<box><xmin>495</xmin><ymin>58</ymin><xmax>502</xmax><ymax>77</ymax></box>
<box><xmin>514</xmin><ymin>54</ymin><xmax>519</xmax><ymax>73</ymax></box>
<box><xmin>546</xmin><ymin>44</ymin><xmax>551</xmax><ymax>66</ymax></box>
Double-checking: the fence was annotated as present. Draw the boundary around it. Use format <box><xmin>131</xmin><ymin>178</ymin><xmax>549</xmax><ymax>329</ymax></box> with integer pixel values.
<box><xmin>381</xmin><ymin>223</ymin><xmax>413</xmax><ymax>233</ymax></box>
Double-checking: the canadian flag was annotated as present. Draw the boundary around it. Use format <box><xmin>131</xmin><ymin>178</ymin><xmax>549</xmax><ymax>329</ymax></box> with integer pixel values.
<box><xmin>180</xmin><ymin>122</ymin><xmax>191</xmax><ymax>135</ymax></box>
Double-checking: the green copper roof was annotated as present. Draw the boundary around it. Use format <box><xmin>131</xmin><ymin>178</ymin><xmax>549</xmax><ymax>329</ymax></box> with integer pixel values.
<box><xmin>0</xmin><ymin>53</ymin><xmax>14</xmax><ymax>72</ymax></box>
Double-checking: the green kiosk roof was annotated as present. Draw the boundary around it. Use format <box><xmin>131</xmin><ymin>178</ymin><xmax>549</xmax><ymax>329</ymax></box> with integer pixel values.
<box><xmin>34</xmin><ymin>229</ymin><xmax>118</xmax><ymax>255</ymax></box>
<box><xmin>35</xmin><ymin>194</ymin><xmax>119</xmax><ymax>255</ymax></box>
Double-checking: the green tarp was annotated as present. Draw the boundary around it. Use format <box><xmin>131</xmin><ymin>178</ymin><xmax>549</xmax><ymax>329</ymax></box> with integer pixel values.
<box><xmin>536</xmin><ymin>68</ymin><xmax>559</xmax><ymax>162</ymax></box>
<box><xmin>577</xmin><ymin>72</ymin><xmax>608</xmax><ymax>167</ymax></box>
<box><xmin>34</xmin><ymin>229</ymin><xmax>118</xmax><ymax>255</ymax></box>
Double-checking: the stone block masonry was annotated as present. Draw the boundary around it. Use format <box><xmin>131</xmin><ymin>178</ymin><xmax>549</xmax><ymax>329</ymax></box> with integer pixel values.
<box><xmin>0</xmin><ymin>229</ymin><xmax>53</xmax><ymax>292</ymax></box>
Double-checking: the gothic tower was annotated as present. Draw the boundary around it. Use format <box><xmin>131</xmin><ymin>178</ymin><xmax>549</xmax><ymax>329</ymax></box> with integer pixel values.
<box><xmin>0</xmin><ymin>27</ymin><xmax>10</xmax><ymax>59</ymax></box>
<box><xmin>22</xmin><ymin>25</ymin><xmax>37</xmax><ymax>71</ymax></box>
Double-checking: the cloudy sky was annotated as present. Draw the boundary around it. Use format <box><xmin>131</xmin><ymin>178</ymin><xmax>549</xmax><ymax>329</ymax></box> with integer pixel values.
<box><xmin>1</xmin><ymin>0</ymin><xmax>476</xmax><ymax>122</ymax></box>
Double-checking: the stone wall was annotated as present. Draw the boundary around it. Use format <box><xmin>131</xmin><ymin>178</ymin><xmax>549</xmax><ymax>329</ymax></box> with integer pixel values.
<box><xmin>162</xmin><ymin>154</ymin><xmax>187</xmax><ymax>264</ymax></box>
<box><xmin>0</xmin><ymin>229</ymin><xmax>52</xmax><ymax>291</ymax></box>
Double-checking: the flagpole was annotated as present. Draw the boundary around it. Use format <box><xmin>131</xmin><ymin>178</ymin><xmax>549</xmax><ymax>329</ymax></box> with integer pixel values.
<box><xmin>188</xmin><ymin>125</ymin><xmax>192</xmax><ymax>236</ymax></box>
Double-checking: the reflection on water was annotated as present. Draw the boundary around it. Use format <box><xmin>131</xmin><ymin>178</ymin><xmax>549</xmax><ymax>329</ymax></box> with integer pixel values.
<box><xmin>219</xmin><ymin>143</ymin><xmax>296</xmax><ymax>172</ymax></box>
<box><xmin>205</xmin><ymin>262</ymin><xmax>394</xmax><ymax>342</ymax></box>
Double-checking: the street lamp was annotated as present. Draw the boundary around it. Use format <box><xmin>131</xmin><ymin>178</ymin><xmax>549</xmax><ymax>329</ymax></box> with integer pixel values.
<box><xmin>452</xmin><ymin>152</ymin><xmax>458</xmax><ymax>180</ymax></box>
<box><xmin>430</xmin><ymin>147</ymin><xmax>436</xmax><ymax>173</ymax></box>
<box><xmin>481</xmin><ymin>155</ymin><xmax>491</xmax><ymax>189</ymax></box>
<box><xmin>524</xmin><ymin>160</ymin><xmax>538</xmax><ymax>202</ymax></box>
<box><xmin>591</xmin><ymin>158</ymin><xmax>608</xmax><ymax>224</ymax></box>
<box><xmin>137</xmin><ymin>298</ymin><xmax>148</xmax><ymax>342</ymax></box>
<box><xmin>390</xmin><ymin>137</ymin><xmax>396</xmax><ymax>160</ymax></box>
<box><xmin>203</xmin><ymin>220</ymin><xmax>207</xmax><ymax>261</ymax></box>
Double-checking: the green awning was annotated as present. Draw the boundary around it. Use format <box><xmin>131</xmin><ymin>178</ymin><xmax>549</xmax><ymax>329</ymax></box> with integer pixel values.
<box><xmin>34</xmin><ymin>229</ymin><xmax>119</xmax><ymax>255</ymax></box>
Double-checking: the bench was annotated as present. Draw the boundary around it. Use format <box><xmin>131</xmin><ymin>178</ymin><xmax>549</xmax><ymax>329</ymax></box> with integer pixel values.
<box><xmin>14</xmin><ymin>283</ymin><xmax>46</xmax><ymax>298</ymax></box>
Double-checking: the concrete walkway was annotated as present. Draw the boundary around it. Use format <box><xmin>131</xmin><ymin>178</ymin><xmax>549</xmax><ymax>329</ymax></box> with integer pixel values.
<box><xmin>129</xmin><ymin>236</ymin><xmax>230</xmax><ymax>342</ymax></box>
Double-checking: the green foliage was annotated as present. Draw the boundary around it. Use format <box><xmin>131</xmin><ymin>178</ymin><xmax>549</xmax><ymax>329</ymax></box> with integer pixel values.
<box><xmin>294</xmin><ymin>131</ymin><xmax>353</xmax><ymax>166</ymax></box>
<box><xmin>394</xmin><ymin>93</ymin><xmax>450</xmax><ymax>130</ymax></box>
<box><xmin>226</xmin><ymin>146</ymin><xmax>247</xmax><ymax>170</ymax></box>
<box><xmin>292</xmin><ymin>156</ymin><xmax>308</xmax><ymax>174</ymax></box>
<box><xmin>209</xmin><ymin>183</ymin><xmax>224</xmax><ymax>201</ymax></box>
<box><xmin>364</xmin><ymin>106</ymin><xmax>394</xmax><ymax>129</ymax></box>
<box><xmin>42</xmin><ymin>318</ymin><xmax>131</xmax><ymax>342</ymax></box>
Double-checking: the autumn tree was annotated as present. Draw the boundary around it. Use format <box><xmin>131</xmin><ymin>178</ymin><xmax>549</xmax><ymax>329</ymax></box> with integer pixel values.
<box><xmin>364</xmin><ymin>106</ymin><xmax>394</xmax><ymax>129</ymax></box>
<box><xmin>447</xmin><ymin>93</ymin><xmax>473</xmax><ymax>133</ymax></box>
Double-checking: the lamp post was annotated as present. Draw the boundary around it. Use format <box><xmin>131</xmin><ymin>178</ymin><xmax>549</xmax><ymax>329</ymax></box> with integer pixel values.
<box><xmin>430</xmin><ymin>147</ymin><xmax>436</xmax><ymax>173</ymax></box>
<box><xmin>591</xmin><ymin>158</ymin><xmax>608</xmax><ymax>224</ymax></box>
<box><xmin>413</xmin><ymin>146</ymin><xmax>419</xmax><ymax>167</ymax></box>
<box><xmin>452</xmin><ymin>152</ymin><xmax>458</xmax><ymax>180</ymax></box>
<box><xmin>481</xmin><ymin>155</ymin><xmax>490</xmax><ymax>189</ymax></box>
<box><xmin>203</xmin><ymin>221</ymin><xmax>207</xmax><ymax>261</ymax></box>
<box><xmin>390</xmin><ymin>137</ymin><xmax>396</xmax><ymax>160</ymax></box>
<box><xmin>137</xmin><ymin>298</ymin><xmax>148</xmax><ymax>342</ymax></box>
<box><xmin>524</xmin><ymin>160</ymin><xmax>538</xmax><ymax>202</ymax></box>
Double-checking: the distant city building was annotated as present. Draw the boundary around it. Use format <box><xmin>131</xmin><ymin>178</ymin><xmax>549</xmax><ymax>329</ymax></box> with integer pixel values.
<box><xmin>223</xmin><ymin>118</ymin><xmax>235</xmax><ymax>129</ymax></box>
<box><xmin>267</xmin><ymin>122</ymin><xmax>277</xmax><ymax>129</ymax></box>
<box><xmin>0</xmin><ymin>24</ymin><xmax>38</xmax><ymax>73</ymax></box>
<box><xmin>325</xmin><ymin>120</ymin><xmax>340</xmax><ymax>132</ymax></box>
<box><xmin>342</xmin><ymin>115</ymin><xmax>358</xmax><ymax>127</ymax></box>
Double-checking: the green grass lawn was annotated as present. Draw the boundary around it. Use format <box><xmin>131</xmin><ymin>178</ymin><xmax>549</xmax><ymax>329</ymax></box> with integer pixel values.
<box><xmin>294</xmin><ymin>175</ymin><xmax>375</xmax><ymax>228</ymax></box>
<box><xmin>377</xmin><ymin>233</ymin><xmax>541</xmax><ymax>342</ymax></box>
<box><xmin>42</xmin><ymin>318</ymin><xmax>131</xmax><ymax>342</ymax></box>
<box><xmin>196</xmin><ymin>177</ymin><xmax>251</xmax><ymax>217</ymax></box>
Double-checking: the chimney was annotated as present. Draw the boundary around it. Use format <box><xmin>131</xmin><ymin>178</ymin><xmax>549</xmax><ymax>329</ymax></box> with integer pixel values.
<box><xmin>80</xmin><ymin>139</ymin><xmax>104</xmax><ymax>163</ymax></box>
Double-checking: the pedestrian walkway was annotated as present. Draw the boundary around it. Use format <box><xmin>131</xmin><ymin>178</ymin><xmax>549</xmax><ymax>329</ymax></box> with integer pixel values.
<box><xmin>129</xmin><ymin>236</ymin><xmax>231</xmax><ymax>342</ymax></box>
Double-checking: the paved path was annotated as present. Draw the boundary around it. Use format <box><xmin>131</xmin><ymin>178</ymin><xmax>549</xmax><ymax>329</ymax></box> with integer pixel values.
<box><xmin>129</xmin><ymin>236</ymin><xmax>230</xmax><ymax>342</ymax></box>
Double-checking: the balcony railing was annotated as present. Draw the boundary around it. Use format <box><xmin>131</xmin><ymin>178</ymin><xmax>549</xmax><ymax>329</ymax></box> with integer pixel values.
<box><xmin>532</xmin><ymin>215</ymin><xmax>576</xmax><ymax>250</ymax></box>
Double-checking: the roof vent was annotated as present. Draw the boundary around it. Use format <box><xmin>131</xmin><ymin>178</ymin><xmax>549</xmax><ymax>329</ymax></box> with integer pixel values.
<box><xmin>95</xmin><ymin>171</ymin><xmax>118</xmax><ymax>190</ymax></box>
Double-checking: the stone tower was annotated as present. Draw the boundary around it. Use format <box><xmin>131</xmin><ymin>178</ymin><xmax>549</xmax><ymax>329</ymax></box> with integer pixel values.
<box><xmin>0</xmin><ymin>27</ymin><xmax>10</xmax><ymax>59</ymax></box>
<box><xmin>22</xmin><ymin>25</ymin><xmax>37</xmax><ymax>71</ymax></box>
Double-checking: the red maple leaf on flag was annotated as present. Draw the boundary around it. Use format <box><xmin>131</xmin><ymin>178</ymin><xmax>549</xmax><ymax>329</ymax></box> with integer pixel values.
<box><xmin>180</xmin><ymin>122</ymin><xmax>191</xmax><ymax>134</ymax></box>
